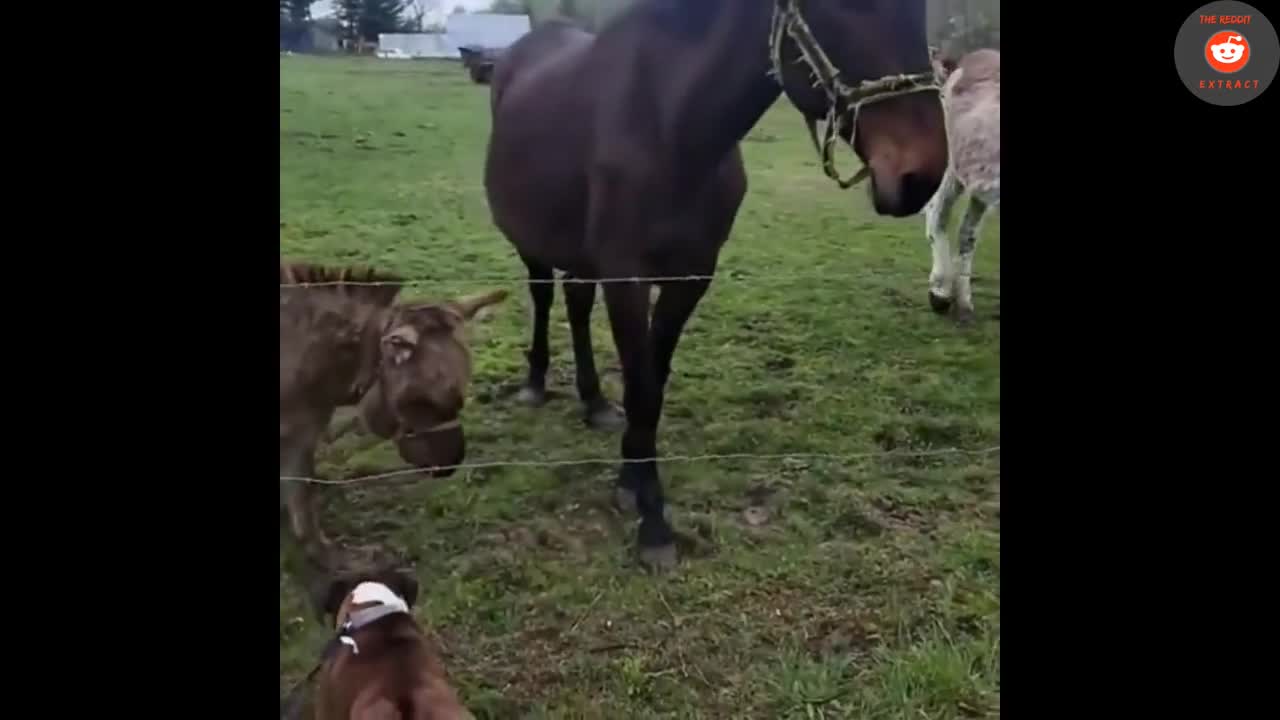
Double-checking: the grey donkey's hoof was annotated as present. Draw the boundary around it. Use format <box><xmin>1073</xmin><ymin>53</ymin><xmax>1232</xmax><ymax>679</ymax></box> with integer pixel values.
<box><xmin>585</xmin><ymin>399</ymin><xmax>626</xmax><ymax>431</ymax></box>
<box><xmin>514</xmin><ymin>385</ymin><xmax>548</xmax><ymax>407</ymax></box>
<box><xmin>952</xmin><ymin>305</ymin><xmax>977</xmax><ymax>325</ymax></box>
<box><xmin>928</xmin><ymin>291</ymin><xmax>954</xmax><ymax>315</ymax></box>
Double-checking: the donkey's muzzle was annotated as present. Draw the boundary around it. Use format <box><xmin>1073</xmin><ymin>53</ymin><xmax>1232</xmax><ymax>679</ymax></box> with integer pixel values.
<box><xmin>396</xmin><ymin>425</ymin><xmax>465</xmax><ymax>478</ymax></box>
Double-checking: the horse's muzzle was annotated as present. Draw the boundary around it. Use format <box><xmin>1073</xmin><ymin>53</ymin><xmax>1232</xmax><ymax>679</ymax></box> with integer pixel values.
<box><xmin>871</xmin><ymin>169</ymin><xmax>940</xmax><ymax>217</ymax></box>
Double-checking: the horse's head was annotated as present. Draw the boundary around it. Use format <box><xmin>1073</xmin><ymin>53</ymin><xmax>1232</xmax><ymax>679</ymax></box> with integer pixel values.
<box><xmin>357</xmin><ymin>289</ymin><xmax>508</xmax><ymax>477</ymax></box>
<box><xmin>772</xmin><ymin>0</ymin><xmax>948</xmax><ymax>216</ymax></box>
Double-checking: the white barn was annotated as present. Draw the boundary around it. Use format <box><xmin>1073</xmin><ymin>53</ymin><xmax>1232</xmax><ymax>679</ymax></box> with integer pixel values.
<box><xmin>378</xmin><ymin>13</ymin><xmax>532</xmax><ymax>60</ymax></box>
<box><xmin>446</xmin><ymin>13</ymin><xmax>532</xmax><ymax>52</ymax></box>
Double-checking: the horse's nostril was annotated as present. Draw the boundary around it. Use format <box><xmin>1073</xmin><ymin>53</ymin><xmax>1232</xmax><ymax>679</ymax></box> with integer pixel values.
<box><xmin>899</xmin><ymin>172</ymin><xmax>937</xmax><ymax>215</ymax></box>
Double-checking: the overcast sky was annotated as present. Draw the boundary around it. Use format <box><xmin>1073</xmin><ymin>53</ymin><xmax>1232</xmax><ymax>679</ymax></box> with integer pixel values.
<box><xmin>312</xmin><ymin>0</ymin><xmax>497</xmax><ymax>21</ymax></box>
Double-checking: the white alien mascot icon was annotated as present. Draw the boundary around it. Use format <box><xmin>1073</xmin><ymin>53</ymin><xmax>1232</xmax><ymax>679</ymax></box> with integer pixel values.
<box><xmin>1210</xmin><ymin>35</ymin><xmax>1246</xmax><ymax>65</ymax></box>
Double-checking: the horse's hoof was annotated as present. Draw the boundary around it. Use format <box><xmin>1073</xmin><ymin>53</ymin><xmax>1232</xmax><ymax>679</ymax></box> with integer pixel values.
<box><xmin>514</xmin><ymin>385</ymin><xmax>548</xmax><ymax>407</ymax></box>
<box><xmin>612</xmin><ymin>486</ymin><xmax>638</xmax><ymax>515</ymax></box>
<box><xmin>639</xmin><ymin>542</ymin><xmax>678</xmax><ymax>572</ymax></box>
<box><xmin>928</xmin><ymin>291</ymin><xmax>953</xmax><ymax>314</ymax></box>
<box><xmin>584</xmin><ymin>400</ymin><xmax>626</xmax><ymax>431</ymax></box>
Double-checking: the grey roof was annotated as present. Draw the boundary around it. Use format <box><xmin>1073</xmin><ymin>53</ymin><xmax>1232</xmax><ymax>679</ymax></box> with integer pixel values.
<box><xmin>445</xmin><ymin>13</ymin><xmax>531</xmax><ymax>51</ymax></box>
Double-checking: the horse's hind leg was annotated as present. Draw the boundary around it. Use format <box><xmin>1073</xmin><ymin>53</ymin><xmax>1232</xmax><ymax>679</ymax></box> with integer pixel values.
<box><xmin>516</xmin><ymin>255</ymin><xmax>554</xmax><ymax>407</ymax></box>
<box><xmin>563</xmin><ymin>276</ymin><xmax>626</xmax><ymax>430</ymax></box>
<box><xmin>924</xmin><ymin>169</ymin><xmax>962</xmax><ymax>314</ymax></box>
<box><xmin>953</xmin><ymin>195</ymin><xmax>992</xmax><ymax>323</ymax></box>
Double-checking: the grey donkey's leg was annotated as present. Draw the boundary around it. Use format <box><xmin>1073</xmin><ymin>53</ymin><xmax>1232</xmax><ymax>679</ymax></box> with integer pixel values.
<box><xmin>952</xmin><ymin>196</ymin><xmax>991</xmax><ymax>322</ymax></box>
<box><xmin>925</xmin><ymin>169</ymin><xmax>962</xmax><ymax>314</ymax></box>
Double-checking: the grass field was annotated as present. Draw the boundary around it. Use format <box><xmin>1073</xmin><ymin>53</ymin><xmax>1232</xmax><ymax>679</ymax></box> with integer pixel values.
<box><xmin>280</xmin><ymin>55</ymin><xmax>1000</xmax><ymax>719</ymax></box>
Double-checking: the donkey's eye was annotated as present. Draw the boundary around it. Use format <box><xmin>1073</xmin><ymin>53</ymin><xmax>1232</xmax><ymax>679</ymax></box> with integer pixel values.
<box><xmin>384</xmin><ymin>336</ymin><xmax>417</xmax><ymax>365</ymax></box>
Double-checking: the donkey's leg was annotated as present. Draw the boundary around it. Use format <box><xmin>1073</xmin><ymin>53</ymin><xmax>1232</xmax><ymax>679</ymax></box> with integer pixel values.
<box><xmin>602</xmin><ymin>280</ymin><xmax>676</xmax><ymax>570</ymax></box>
<box><xmin>925</xmin><ymin>169</ymin><xmax>962</xmax><ymax>314</ymax></box>
<box><xmin>516</xmin><ymin>255</ymin><xmax>554</xmax><ymax>407</ymax></box>
<box><xmin>564</xmin><ymin>276</ymin><xmax>626</xmax><ymax>430</ymax></box>
<box><xmin>281</xmin><ymin>435</ymin><xmax>336</xmax><ymax>570</ymax></box>
<box><xmin>952</xmin><ymin>196</ymin><xmax>991</xmax><ymax>323</ymax></box>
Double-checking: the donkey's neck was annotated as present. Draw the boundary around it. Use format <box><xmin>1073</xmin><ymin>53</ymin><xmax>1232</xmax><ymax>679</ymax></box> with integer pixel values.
<box><xmin>343</xmin><ymin>305</ymin><xmax>389</xmax><ymax>405</ymax></box>
<box><xmin>284</xmin><ymin>293</ymin><xmax>389</xmax><ymax>408</ymax></box>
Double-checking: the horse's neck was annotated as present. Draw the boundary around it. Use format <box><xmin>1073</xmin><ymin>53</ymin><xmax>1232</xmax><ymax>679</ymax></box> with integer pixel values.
<box><xmin>664</xmin><ymin>3</ymin><xmax>781</xmax><ymax>174</ymax></box>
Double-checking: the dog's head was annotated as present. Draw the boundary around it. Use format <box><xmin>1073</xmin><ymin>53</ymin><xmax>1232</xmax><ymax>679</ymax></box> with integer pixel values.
<box><xmin>313</xmin><ymin>568</ymin><xmax>420</xmax><ymax>629</ymax></box>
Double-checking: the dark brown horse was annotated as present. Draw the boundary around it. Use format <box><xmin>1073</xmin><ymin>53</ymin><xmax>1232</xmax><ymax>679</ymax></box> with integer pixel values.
<box><xmin>483</xmin><ymin>0</ymin><xmax>948</xmax><ymax>571</ymax></box>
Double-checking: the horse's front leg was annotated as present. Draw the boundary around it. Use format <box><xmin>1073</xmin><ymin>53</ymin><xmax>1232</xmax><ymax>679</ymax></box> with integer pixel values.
<box><xmin>590</xmin><ymin>167</ymin><xmax>677</xmax><ymax>571</ymax></box>
<box><xmin>601</xmin><ymin>279</ymin><xmax>676</xmax><ymax>571</ymax></box>
<box><xmin>651</xmin><ymin>277</ymin><xmax>712</xmax><ymax>408</ymax></box>
<box><xmin>925</xmin><ymin>169</ymin><xmax>962</xmax><ymax>314</ymax></box>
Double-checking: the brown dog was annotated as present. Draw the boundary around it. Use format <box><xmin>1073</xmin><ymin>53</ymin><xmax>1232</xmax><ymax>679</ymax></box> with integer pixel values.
<box><xmin>304</xmin><ymin>571</ymin><xmax>472</xmax><ymax>720</ymax></box>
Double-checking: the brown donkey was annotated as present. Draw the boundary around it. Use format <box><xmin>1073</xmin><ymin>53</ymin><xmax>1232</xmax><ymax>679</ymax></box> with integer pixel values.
<box><xmin>279</xmin><ymin>262</ymin><xmax>507</xmax><ymax>575</ymax></box>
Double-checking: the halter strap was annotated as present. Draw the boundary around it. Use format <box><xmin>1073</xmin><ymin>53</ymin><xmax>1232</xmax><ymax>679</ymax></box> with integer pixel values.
<box><xmin>394</xmin><ymin>417</ymin><xmax>461</xmax><ymax>441</ymax></box>
<box><xmin>769</xmin><ymin>0</ymin><xmax>942</xmax><ymax>188</ymax></box>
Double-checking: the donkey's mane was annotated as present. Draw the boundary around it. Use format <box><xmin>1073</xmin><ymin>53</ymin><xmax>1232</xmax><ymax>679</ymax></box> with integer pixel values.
<box><xmin>280</xmin><ymin>261</ymin><xmax>404</xmax><ymax>308</ymax></box>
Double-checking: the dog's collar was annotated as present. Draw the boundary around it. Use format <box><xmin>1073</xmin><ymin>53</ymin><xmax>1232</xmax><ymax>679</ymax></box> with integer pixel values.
<box><xmin>280</xmin><ymin>602</ymin><xmax>409</xmax><ymax>712</ymax></box>
<box><xmin>333</xmin><ymin>604</ymin><xmax>409</xmax><ymax>655</ymax></box>
<box><xmin>280</xmin><ymin>603</ymin><xmax>410</xmax><ymax>720</ymax></box>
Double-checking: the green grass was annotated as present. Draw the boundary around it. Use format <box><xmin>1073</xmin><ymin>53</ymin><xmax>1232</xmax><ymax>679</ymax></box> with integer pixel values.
<box><xmin>280</xmin><ymin>55</ymin><xmax>1000</xmax><ymax>719</ymax></box>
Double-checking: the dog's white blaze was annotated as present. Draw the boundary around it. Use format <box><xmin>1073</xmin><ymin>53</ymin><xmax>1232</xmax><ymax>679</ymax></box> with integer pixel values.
<box><xmin>351</xmin><ymin>581</ymin><xmax>409</xmax><ymax>613</ymax></box>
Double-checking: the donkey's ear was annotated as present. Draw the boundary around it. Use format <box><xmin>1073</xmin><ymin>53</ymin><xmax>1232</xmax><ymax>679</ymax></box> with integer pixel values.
<box><xmin>449</xmin><ymin>289</ymin><xmax>509</xmax><ymax>321</ymax></box>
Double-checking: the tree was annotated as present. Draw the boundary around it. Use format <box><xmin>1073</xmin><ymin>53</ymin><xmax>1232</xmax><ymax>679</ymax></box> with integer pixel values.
<box><xmin>281</xmin><ymin>0</ymin><xmax>317</xmax><ymax>50</ymax></box>
<box><xmin>405</xmin><ymin>0</ymin><xmax>440</xmax><ymax>32</ymax></box>
<box><xmin>337</xmin><ymin>0</ymin><xmax>409</xmax><ymax>44</ymax></box>
<box><xmin>284</xmin><ymin>0</ymin><xmax>316</xmax><ymax>22</ymax></box>
<box><xmin>362</xmin><ymin>0</ymin><xmax>409</xmax><ymax>37</ymax></box>
<box><xmin>336</xmin><ymin>0</ymin><xmax>363</xmax><ymax>46</ymax></box>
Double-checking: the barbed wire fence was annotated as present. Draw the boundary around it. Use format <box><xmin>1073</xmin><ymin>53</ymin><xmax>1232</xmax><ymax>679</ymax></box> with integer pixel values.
<box><xmin>281</xmin><ymin>446</ymin><xmax>1001</xmax><ymax>486</ymax></box>
<box><xmin>277</xmin><ymin>261</ymin><xmax>1002</xmax><ymax>288</ymax></box>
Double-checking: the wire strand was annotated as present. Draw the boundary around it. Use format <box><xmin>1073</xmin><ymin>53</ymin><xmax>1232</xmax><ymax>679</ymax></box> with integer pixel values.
<box><xmin>279</xmin><ymin>272</ymin><xmax>1000</xmax><ymax>288</ymax></box>
<box><xmin>281</xmin><ymin>445</ymin><xmax>999</xmax><ymax>486</ymax></box>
